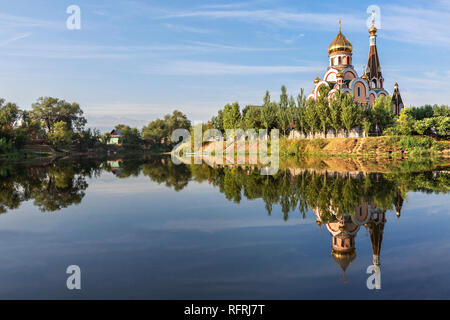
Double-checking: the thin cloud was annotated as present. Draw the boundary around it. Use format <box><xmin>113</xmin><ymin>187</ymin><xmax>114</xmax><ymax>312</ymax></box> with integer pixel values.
<box><xmin>145</xmin><ymin>60</ymin><xmax>316</xmax><ymax>75</ymax></box>
<box><xmin>162</xmin><ymin>23</ymin><xmax>213</xmax><ymax>34</ymax></box>
<box><xmin>0</xmin><ymin>12</ymin><xmax>57</xmax><ymax>29</ymax></box>
<box><xmin>160</xmin><ymin>4</ymin><xmax>450</xmax><ymax>47</ymax></box>
<box><xmin>0</xmin><ymin>33</ymin><xmax>31</xmax><ymax>47</ymax></box>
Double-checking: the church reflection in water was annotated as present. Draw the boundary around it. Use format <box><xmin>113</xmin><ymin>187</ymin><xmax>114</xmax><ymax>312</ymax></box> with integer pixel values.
<box><xmin>314</xmin><ymin>191</ymin><xmax>404</xmax><ymax>282</ymax></box>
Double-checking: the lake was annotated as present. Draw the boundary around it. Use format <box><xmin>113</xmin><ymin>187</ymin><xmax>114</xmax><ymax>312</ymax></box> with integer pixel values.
<box><xmin>0</xmin><ymin>156</ymin><xmax>449</xmax><ymax>299</ymax></box>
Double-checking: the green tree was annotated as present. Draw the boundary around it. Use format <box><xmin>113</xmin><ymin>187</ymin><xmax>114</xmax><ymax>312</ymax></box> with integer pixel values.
<box><xmin>243</xmin><ymin>106</ymin><xmax>262</xmax><ymax>130</ymax></box>
<box><xmin>0</xmin><ymin>100</ymin><xmax>20</xmax><ymax>132</ymax></box>
<box><xmin>341</xmin><ymin>94</ymin><xmax>360</xmax><ymax>136</ymax></box>
<box><xmin>211</xmin><ymin>109</ymin><xmax>224</xmax><ymax>132</ymax></box>
<box><xmin>261</xmin><ymin>101</ymin><xmax>278</xmax><ymax>131</ymax></box>
<box><xmin>164</xmin><ymin>110</ymin><xmax>191</xmax><ymax>133</ymax></box>
<box><xmin>304</xmin><ymin>98</ymin><xmax>318</xmax><ymax>135</ymax></box>
<box><xmin>263</xmin><ymin>90</ymin><xmax>271</xmax><ymax>107</ymax></box>
<box><xmin>223</xmin><ymin>102</ymin><xmax>241</xmax><ymax>130</ymax></box>
<box><xmin>280</xmin><ymin>85</ymin><xmax>288</xmax><ymax>109</ymax></box>
<box><xmin>31</xmin><ymin>97</ymin><xmax>87</xmax><ymax>135</ymax></box>
<box><xmin>295</xmin><ymin>89</ymin><xmax>306</xmax><ymax>133</ymax></box>
<box><xmin>48</xmin><ymin>121</ymin><xmax>73</xmax><ymax>148</ymax></box>
<box><xmin>316</xmin><ymin>87</ymin><xmax>330</xmax><ymax>136</ymax></box>
<box><xmin>142</xmin><ymin>119</ymin><xmax>169</xmax><ymax>144</ymax></box>
<box><xmin>329</xmin><ymin>92</ymin><xmax>343</xmax><ymax>135</ymax></box>
<box><xmin>371</xmin><ymin>96</ymin><xmax>394</xmax><ymax>135</ymax></box>
<box><xmin>115</xmin><ymin>124</ymin><xmax>142</xmax><ymax>149</ymax></box>
<box><xmin>396</xmin><ymin>108</ymin><xmax>414</xmax><ymax>135</ymax></box>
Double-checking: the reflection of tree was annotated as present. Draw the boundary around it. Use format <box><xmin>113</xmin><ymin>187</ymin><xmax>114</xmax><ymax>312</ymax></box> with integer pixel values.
<box><xmin>1</xmin><ymin>155</ymin><xmax>449</xmax><ymax>218</ymax></box>
<box><xmin>142</xmin><ymin>160</ymin><xmax>190</xmax><ymax>191</ymax></box>
<box><xmin>31</xmin><ymin>167</ymin><xmax>88</xmax><ymax>212</ymax></box>
<box><xmin>0</xmin><ymin>158</ymin><xmax>102</xmax><ymax>213</ymax></box>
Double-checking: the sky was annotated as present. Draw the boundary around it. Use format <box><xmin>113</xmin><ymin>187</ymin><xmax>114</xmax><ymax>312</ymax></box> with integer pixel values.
<box><xmin>0</xmin><ymin>0</ymin><xmax>449</xmax><ymax>131</ymax></box>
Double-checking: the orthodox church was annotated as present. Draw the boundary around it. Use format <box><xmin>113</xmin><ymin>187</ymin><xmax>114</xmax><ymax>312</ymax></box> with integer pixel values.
<box><xmin>308</xmin><ymin>16</ymin><xmax>404</xmax><ymax>116</ymax></box>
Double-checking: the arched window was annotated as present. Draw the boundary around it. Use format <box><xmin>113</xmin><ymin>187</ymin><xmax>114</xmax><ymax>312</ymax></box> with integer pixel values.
<box><xmin>331</xmin><ymin>58</ymin><xmax>333</xmax><ymax>66</ymax></box>
<box><xmin>372</xmin><ymin>79</ymin><xmax>377</xmax><ymax>88</ymax></box>
<box><xmin>357</xmin><ymin>87</ymin><xmax>361</xmax><ymax>97</ymax></box>
<box><xmin>338</xmin><ymin>57</ymin><xmax>342</xmax><ymax>65</ymax></box>
<box><xmin>348</xmin><ymin>57</ymin><xmax>351</xmax><ymax>64</ymax></box>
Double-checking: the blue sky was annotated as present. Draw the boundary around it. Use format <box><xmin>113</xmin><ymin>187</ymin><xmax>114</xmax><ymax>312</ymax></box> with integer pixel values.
<box><xmin>0</xmin><ymin>0</ymin><xmax>449</xmax><ymax>131</ymax></box>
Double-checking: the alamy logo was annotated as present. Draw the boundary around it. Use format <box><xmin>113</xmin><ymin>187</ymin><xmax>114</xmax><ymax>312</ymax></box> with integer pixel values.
<box><xmin>66</xmin><ymin>5</ymin><xmax>81</xmax><ymax>30</ymax></box>
<box><xmin>366</xmin><ymin>265</ymin><xmax>381</xmax><ymax>290</ymax></box>
<box><xmin>66</xmin><ymin>265</ymin><xmax>81</xmax><ymax>290</ymax></box>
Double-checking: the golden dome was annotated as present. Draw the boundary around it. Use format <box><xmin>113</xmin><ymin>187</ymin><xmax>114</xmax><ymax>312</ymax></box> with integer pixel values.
<box><xmin>336</xmin><ymin>70</ymin><xmax>344</xmax><ymax>78</ymax></box>
<box><xmin>362</xmin><ymin>73</ymin><xmax>368</xmax><ymax>80</ymax></box>
<box><xmin>369</xmin><ymin>25</ymin><xmax>377</xmax><ymax>36</ymax></box>
<box><xmin>314</xmin><ymin>76</ymin><xmax>321</xmax><ymax>83</ymax></box>
<box><xmin>328</xmin><ymin>27</ymin><xmax>353</xmax><ymax>55</ymax></box>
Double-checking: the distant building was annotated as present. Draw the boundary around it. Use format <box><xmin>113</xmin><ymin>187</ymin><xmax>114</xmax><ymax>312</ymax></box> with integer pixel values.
<box><xmin>108</xmin><ymin>129</ymin><xmax>121</xmax><ymax>145</ymax></box>
<box><xmin>308</xmin><ymin>15</ymin><xmax>403</xmax><ymax>116</ymax></box>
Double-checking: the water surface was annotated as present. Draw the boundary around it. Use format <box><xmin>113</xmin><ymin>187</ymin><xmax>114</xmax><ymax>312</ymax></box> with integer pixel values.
<box><xmin>0</xmin><ymin>156</ymin><xmax>449</xmax><ymax>299</ymax></box>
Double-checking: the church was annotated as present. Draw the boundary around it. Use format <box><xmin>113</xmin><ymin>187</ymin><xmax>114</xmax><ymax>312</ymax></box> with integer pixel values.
<box><xmin>307</xmin><ymin>17</ymin><xmax>404</xmax><ymax>116</ymax></box>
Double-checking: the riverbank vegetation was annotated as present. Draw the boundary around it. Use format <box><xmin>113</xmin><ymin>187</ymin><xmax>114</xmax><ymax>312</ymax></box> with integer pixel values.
<box><xmin>1</xmin><ymin>86</ymin><xmax>449</xmax><ymax>160</ymax></box>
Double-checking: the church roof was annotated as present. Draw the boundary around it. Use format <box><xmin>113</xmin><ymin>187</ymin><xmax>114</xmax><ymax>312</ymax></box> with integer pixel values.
<box><xmin>392</xmin><ymin>83</ymin><xmax>403</xmax><ymax>107</ymax></box>
<box><xmin>367</xmin><ymin>45</ymin><xmax>382</xmax><ymax>79</ymax></box>
<box><xmin>328</xmin><ymin>24</ymin><xmax>353</xmax><ymax>55</ymax></box>
<box><xmin>332</xmin><ymin>249</ymin><xmax>356</xmax><ymax>283</ymax></box>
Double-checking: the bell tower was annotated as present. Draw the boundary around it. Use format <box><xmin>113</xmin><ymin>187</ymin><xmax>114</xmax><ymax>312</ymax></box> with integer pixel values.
<box><xmin>366</xmin><ymin>12</ymin><xmax>384</xmax><ymax>90</ymax></box>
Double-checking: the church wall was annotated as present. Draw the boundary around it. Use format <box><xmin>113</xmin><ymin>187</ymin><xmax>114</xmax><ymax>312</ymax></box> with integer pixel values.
<box><xmin>353</xmin><ymin>82</ymin><xmax>367</xmax><ymax>103</ymax></box>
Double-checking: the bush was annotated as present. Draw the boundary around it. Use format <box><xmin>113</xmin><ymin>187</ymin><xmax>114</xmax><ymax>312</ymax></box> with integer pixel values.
<box><xmin>398</xmin><ymin>136</ymin><xmax>435</xmax><ymax>152</ymax></box>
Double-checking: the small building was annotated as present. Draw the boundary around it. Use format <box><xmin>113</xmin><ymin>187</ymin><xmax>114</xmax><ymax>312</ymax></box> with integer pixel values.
<box><xmin>108</xmin><ymin>129</ymin><xmax>121</xmax><ymax>145</ymax></box>
<box><xmin>107</xmin><ymin>160</ymin><xmax>122</xmax><ymax>175</ymax></box>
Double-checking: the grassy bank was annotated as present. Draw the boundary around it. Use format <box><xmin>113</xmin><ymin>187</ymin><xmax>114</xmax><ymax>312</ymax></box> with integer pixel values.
<box><xmin>280</xmin><ymin>136</ymin><xmax>449</xmax><ymax>158</ymax></box>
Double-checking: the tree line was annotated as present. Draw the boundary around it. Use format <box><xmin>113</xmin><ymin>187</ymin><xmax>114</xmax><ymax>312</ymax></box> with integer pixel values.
<box><xmin>209</xmin><ymin>85</ymin><xmax>449</xmax><ymax>138</ymax></box>
<box><xmin>0</xmin><ymin>97</ymin><xmax>100</xmax><ymax>153</ymax></box>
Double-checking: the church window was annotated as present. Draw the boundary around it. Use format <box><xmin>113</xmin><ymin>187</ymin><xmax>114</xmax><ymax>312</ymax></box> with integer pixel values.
<box><xmin>338</xmin><ymin>57</ymin><xmax>341</xmax><ymax>65</ymax></box>
<box><xmin>357</xmin><ymin>87</ymin><xmax>361</xmax><ymax>96</ymax></box>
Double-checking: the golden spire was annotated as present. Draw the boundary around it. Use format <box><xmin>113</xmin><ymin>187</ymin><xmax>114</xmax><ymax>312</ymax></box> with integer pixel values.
<box><xmin>338</xmin><ymin>19</ymin><xmax>342</xmax><ymax>32</ymax></box>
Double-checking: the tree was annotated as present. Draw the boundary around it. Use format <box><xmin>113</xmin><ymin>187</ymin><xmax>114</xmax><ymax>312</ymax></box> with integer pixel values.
<box><xmin>304</xmin><ymin>98</ymin><xmax>318</xmax><ymax>135</ymax></box>
<box><xmin>165</xmin><ymin>110</ymin><xmax>191</xmax><ymax>133</ymax></box>
<box><xmin>211</xmin><ymin>109</ymin><xmax>224</xmax><ymax>132</ymax></box>
<box><xmin>263</xmin><ymin>90</ymin><xmax>271</xmax><ymax>107</ymax></box>
<box><xmin>0</xmin><ymin>100</ymin><xmax>20</xmax><ymax>132</ymax></box>
<box><xmin>280</xmin><ymin>85</ymin><xmax>288</xmax><ymax>109</ymax></box>
<box><xmin>261</xmin><ymin>101</ymin><xmax>278</xmax><ymax>130</ymax></box>
<box><xmin>316</xmin><ymin>87</ymin><xmax>330</xmax><ymax>136</ymax></box>
<box><xmin>288</xmin><ymin>95</ymin><xmax>296</xmax><ymax>129</ymax></box>
<box><xmin>295</xmin><ymin>89</ymin><xmax>306</xmax><ymax>133</ymax></box>
<box><xmin>371</xmin><ymin>96</ymin><xmax>394</xmax><ymax>135</ymax></box>
<box><xmin>243</xmin><ymin>106</ymin><xmax>262</xmax><ymax>130</ymax></box>
<box><xmin>396</xmin><ymin>109</ymin><xmax>414</xmax><ymax>135</ymax></box>
<box><xmin>329</xmin><ymin>91</ymin><xmax>343</xmax><ymax>135</ymax></box>
<box><xmin>31</xmin><ymin>97</ymin><xmax>87</xmax><ymax>135</ymax></box>
<box><xmin>341</xmin><ymin>94</ymin><xmax>360</xmax><ymax>136</ymax></box>
<box><xmin>115</xmin><ymin>124</ymin><xmax>142</xmax><ymax>149</ymax></box>
<box><xmin>223</xmin><ymin>102</ymin><xmax>241</xmax><ymax>130</ymax></box>
<box><xmin>142</xmin><ymin>119</ymin><xmax>169</xmax><ymax>144</ymax></box>
<box><xmin>277</xmin><ymin>103</ymin><xmax>290</xmax><ymax>137</ymax></box>
<box><xmin>435</xmin><ymin>116</ymin><xmax>450</xmax><ymax>136</ymax></box>
<box><xmin>48</xmin><ymin>121</ymin><xmax>72</xmax><ymax>148</ymax></box>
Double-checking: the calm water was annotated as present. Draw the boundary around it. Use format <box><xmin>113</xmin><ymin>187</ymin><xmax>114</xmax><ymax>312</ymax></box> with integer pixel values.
<box><xmin>0</xmin><ymin>156</ymin><xmax>449</xmax><ymax>299</ymax></box>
